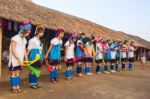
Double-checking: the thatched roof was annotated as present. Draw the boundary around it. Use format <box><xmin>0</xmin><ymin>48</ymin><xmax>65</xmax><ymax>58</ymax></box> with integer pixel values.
<box><xmin>126</xmin><ymin>34</ymin><xmax>150</xmax><ymax>49</ymax></box>
<box><xmin>0</xmin><ymin>0</ymin><xmax>149</xmax><ymax>49</ymax></box>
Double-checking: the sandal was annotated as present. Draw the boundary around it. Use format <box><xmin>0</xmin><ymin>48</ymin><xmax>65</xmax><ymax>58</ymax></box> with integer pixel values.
<box><xmin>31</xmin><ymin>85</ymin><xmax>38</xmax><ymax>89</ymax></box>
<box><xmin>36</xmin><ymin>83</ymin><xmax>41</xmax><ymax>88</ymax></box>
<box><xmin>51</xmin><ymin>79</ymin><xmax>57</xmax><ymax>83</ymax></box>
<box><xmin>16</xmin><ymin>88</ymin><xmax>22</xmax><ymax>93</ymax></box>
<box><xmin>54</xmin><ymin>78</ymin><xmax>60</xmax><ymax>83</ymax></box>
<box><xmin>11</xmin><ymin>88</ymin><xmax>17</xmax><ymax>93</ymax></box>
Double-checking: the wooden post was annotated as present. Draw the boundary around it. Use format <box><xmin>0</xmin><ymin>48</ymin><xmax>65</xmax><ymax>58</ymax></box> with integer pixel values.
<box><xmin>138</xmin><ymin>48</ymin><xmax>140</xmax><ymax>60</ymax></box>
<box><xmin>0</xmin><ymin>18</ymin><xmax>2</xmax><ymax>78</ymax></box>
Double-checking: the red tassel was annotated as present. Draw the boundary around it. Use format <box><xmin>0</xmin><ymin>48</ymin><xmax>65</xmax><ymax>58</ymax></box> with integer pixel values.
<box><xmin>45</xmin><ymin>61</ymin><xmax>55</xmax><ymax>72</ymax></box>
<box><xmin>79</xmin><ymin>46</ymin><xmax>84</xmax><ymax>52</ymax></box>
<box><xmin>67</xmin><ymin>56</ymin><xmax>82</xmax><ymax>63</ymax></box>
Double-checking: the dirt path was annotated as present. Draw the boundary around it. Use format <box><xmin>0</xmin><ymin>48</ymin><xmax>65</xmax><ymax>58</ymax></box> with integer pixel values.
<box><xmin>0</xmin><ymin>62</ymin><xmax>150</xmax><ymax>99</ymax></box>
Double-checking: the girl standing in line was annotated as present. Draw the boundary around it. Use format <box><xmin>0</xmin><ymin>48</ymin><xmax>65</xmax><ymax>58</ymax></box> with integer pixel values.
<box><xmin>95</xmin><ymin>36</ymin><xmax>103</xmax><ymax>74</ymax></box>
<box><xmin>64</xmin><ymin>34</ymin><xmax>77</xmax><ymax>80</ymax></box>
<box><xmin>44</xmin><ymin>27</ymin><xmax>64</xmax><ymax>83</ymax></box>
<box><xmin>75</xmin><ymin>33</ymin><xmax>86</xmax><ymax>77</ymax></box>
<box><xmin>27</xmin><ymin>25</ymin><xmax>45</xmax><ymax>89</ymax></box>
<box><xmin>128</xmin><ymin>41</ymin><xmax>137</xmax><ymax>70</ymax></box>
<box><xmin>103</xmin><ymin>37</ymin><xmax>111</xmax><ymax>74</ymax></box>
<box><xmin>8</xmin><ymin>20</ymin><xmax>31</xmax><ymax>93</ymax></box>
<box><xmin>84</xmin><ymin>37</ymin><xmax>95</xmax><ymax>75</ymax></box>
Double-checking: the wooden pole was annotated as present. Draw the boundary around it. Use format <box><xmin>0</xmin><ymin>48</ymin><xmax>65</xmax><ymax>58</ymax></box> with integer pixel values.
<box><xmin>0</xmin><ymin>18</ymin><xmax>2</xmax><ymax>78</ymax></box>
<box><xmin>138</xmin><ymin>48</ymin><xmax>140</xmax><ymax>60</ymax></box>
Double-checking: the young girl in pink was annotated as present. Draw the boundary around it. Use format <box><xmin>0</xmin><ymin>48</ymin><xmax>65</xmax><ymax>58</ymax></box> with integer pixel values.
<box><xmin>128</xmin><ymin>41</ymin><xmax>137</xmax><ymax>70</ymax></box>
<box><xmin>141</xmin><ymin>53</ymin><xmax>146</xmax><ymax>70</ymax></box>
<box><xmin>95</xmin><ymin>36</ymin><xmax>103</xmax><ymax>74</ymax></box>
<box><xmin>64</xmin><ymin>34</ymin><xmax>77</xmax><ymax>80</ymax></box>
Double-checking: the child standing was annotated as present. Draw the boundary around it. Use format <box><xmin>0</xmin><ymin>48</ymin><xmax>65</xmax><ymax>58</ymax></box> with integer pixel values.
<box><xmin>84</xmin><ymin>37</ymin><xmax>95</xmax><ymax>75</ymax></box>
<box><xmin>8</xmin><ymin>20</ymin><xmax>31</xmax><ymax>93</ymax></box>
<box><xmin>75</xmin><ymin>33</ymin><xmax>85</xmax><ymax>77</ymax></box>
<box><xmin>110</xmin><ymin>40</ymin><xmax>118</xmax><ymax>73</ymax></box>
<box><xmin>27</xmin><ymin>25</ymin><xmax>45</xmax><ymax>89</ymax></box>
<box><xmin>44</xmin><ymin>27</ymin><xmax>64</xmax><ymax>83</ymax></box>
<box><xmin>120</xmin><ymin>40</ymin><xmax>128</xmax><ymax>71</ymax></box>
<box><xmin>141</xmin><ymin>53</ymin><xmax>146</xmax><ymax>69</ymax></box>
<box><xmin>64</xmin><ymin>34</ymin><xmax>77</xmax><ymax>80</ymax></box>
<box><xmin>95</xmin><ymin>36</ymin><xmax>103</xmax><ymax>74</ymax></box>
<box><xmin>103</xmin><ymin>37</ymin><xmax>111</xmax><ymax>74</ymax></box>
<box><xmin>128</xmin><ymin>41</ymin><xmax>137</xmax><ymax>70</ymax></box>
<box><xmin>115</xmin><ymin>40</ymin><xmax>122</xmax><ymax>71</ymax></box>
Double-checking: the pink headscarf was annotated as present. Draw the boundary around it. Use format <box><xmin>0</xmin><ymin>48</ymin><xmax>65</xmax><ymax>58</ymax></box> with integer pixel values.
<box><xmin>96</xmin><ymin>36</ymin><xmax>103</xmax><ymax>43</ymax></box>
<box><xmin>19</xmin><ymin>19</ymin><xmax>31</xmax><ymax>34</ymax></box>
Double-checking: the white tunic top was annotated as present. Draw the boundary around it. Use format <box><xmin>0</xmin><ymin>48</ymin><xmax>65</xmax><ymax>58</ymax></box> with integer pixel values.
<box><xmin>64</xmin><ymin>41</ymin><xmax>75</xmax><ymax>59</ymax></box>
<box><xmin>51</xmin><ymin>38</ymin><xmax>62</xmax><ymax>46</ymax></box>
<box><xmin>111</xmin><ymin>51</ymin><xmax>116</xmax><ymax>59</ymax></box>
<box><xmin>128</xmin><ymin>46</ymin><xmax>135</xmax><ymax>58</ymax></box>
<box><xmin>96</xmin><ymin>43</ymin><xmax>103</xmax><ymax>60</ymax></box>
<box><xmin>121</xmin><ymin>52</ymin><xmax>127</xmax><ymax>58</ymax></box>
<box><xmin>28</xmin><ymin>36</ymin><xmax>43</xmax><ymax>54</ymax></box>
<box><xmin>8</xmin><ymin>34</ymin><xmax>27</xmax><ymax>67</ymax></box>
<box><xmin>50</xmin><ymin>38</ymin><xmax>62</xmax><ymax>60</ymax></box>
<box><xmin>141</xmin><ymin>56</ymin><xmax>146</xmax><ymax>63</ymax></box>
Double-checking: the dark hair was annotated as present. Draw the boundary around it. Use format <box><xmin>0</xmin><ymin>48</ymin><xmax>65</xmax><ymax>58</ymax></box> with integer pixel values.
<box><xmin>55</xmin><ymin>31</ymin><xmax>64</xmax><ymax>37</ymax></box>
<box><xmin>36</xmin><ymin>28</ymin><xmax>45</xmax><ymax>34</ymax></box>
<box><xmin>34</xmin><ymin>28</ymin><xmax>45</xmax><ymax>41</ymax></box>
<box><xmin>113</xmin><ymin>40</ymin><xmax>116</xmax><ymax>43</ymax></box>
<box><xmin>84</xmin><ymin>37</ymin><xmax>90</xmax><ymax>43</ymax></box>
<box><xmin>80</xmin><ymin>32</ymin><xmax>85</xmax><ymax>36</ymax></box>
<box><xmin>106</xmin><ymin>40</ymin><xmax>110</xmax><ymax>43</ymax></box>
<box><xmin>124</xmin><ymin>40</ymin><xmax>128</xmax><ymax>44</ymax></box>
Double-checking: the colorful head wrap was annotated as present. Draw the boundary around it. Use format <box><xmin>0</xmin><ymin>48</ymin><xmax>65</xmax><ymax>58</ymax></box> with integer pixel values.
<box><xmin>70</xmin><ymin>33</ymin><xmax>77</xmax><ymax>39</ymax></box>
<box><xmin>68</xmin><ymin>33</ymin><xmax>77</xmax><ymax>46</ymax></box>
<box><xmin>96</xmin><ymin>36</ymin><xmax>103</xmax><ymax>43</ymax></box>
<box><xmin>57</xmin><ymin>26</ymin><xmax>64</xmax><ymax>33</ymax></box>
<box><xmin>19</xmin><ymin>19</ymin><xmax>31</xmax><ymax>34</ymax></box>
<box><xmin>34</xmin><ymin>24</ymin><xmax>45</xmax><ymax>35</ymax></box>
<box><xmin>124</xmin><ymin>40</ymin><xmax>128</xmax><ymax>43</ymax></box>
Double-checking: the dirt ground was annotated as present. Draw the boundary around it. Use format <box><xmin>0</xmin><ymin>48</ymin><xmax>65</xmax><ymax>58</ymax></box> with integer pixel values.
<box><xmin>0</xmin><ymin>61</ymin><xmax>150</xmax><ymax>99</ymax></box>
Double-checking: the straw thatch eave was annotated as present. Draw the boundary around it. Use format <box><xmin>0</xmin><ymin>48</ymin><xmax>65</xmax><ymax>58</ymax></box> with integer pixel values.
<box><xmin>0</xmin><ymin>0</ymin><xmax>149</xmax><ymax>49</ymax></box>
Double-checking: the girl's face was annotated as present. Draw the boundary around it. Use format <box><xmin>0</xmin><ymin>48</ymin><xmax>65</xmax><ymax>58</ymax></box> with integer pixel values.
<box><xmin>38</xmin><ymin>32</ymin><xmax>44</xmax><ymax>38</ymax></box>
<box><xmin>72</xmin><ymin>38</ymin><xmax>77</xmax><ymax>43</ymax></box>
<box><xmin>59</xmin><ymin>32</ymin><xmax>64</xmax><ymax>39</ymax></box>
<box><xmin>113</xmin><ymin>41</ymin><xmax>117</xmax><ymax>44</ymax></box>
<box><xmin>81</xmin><ymin>35</ymin><xmax>85</xmax><ymax>39</ymax></box>
<box><xmin>23</xmin><ymin>29</ymin><xmax>31</xmax><ymax>37</ymax></box>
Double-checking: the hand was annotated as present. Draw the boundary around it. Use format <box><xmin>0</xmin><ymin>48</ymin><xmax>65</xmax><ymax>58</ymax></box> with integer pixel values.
<box><xmin>59</xmin><ymin>65</ymin><xmax>61</xmax><ymax>70</ymax></box>
<box><xmin>44</xmin><ymin>54</ymin><xmax>48</xmax><ymax>60</ymax></box>
<box><xmin>94</xmin><ymin>53</ymin><xmax>97</xmax><ymax>57</ymax></box>
<box><xmin>17</xmin><ymin>59</ymin><xmax>23</xmax><ymax>66</ymax></box>
<box><xmin>64</xmin><ymin>58</ymin><xmax>67</xmax><ymax>62</ymax></box>
<box><xmin>25</xmin><ymin>57</ymin><xmax>28</xmax><ymax>61</ymax></box>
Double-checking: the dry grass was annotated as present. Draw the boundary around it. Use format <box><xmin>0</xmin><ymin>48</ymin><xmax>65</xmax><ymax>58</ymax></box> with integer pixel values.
<box><xmin>0</xmin><ymin>0</ymin><xmax>149</xmax><ymax>48</ymax></box>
